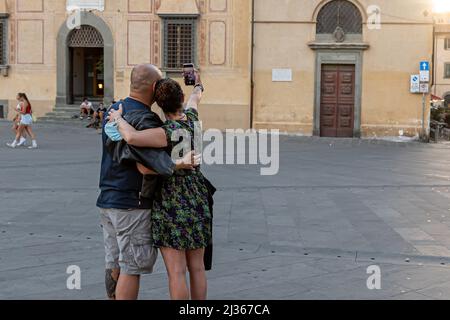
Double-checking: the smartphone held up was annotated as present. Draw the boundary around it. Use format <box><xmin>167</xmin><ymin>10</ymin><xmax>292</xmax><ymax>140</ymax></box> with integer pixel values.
<box><xmin>183</xmin><ymin>63</ymin><xmax>196</xmax><ymax>86</ymax></box>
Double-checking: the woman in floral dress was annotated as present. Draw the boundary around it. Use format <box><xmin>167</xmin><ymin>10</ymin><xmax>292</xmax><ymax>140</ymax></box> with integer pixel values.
<box><xmin>109</xmin><ymin>71</ymin><xmax>211</xmax><ymax>300</ymax></box>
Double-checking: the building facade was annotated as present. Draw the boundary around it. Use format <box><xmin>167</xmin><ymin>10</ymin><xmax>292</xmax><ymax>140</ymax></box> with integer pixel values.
<box><xmin>252</xmin><ymin>0</ymin><xmax>434</xmax><ymax>137</ymax></box>
<box><xmin>0</xmin><ymin>0</ymin><xmax>436</xmax><ymax>137</ymax></box>
<box><xmin>0</xmin><ymin>0</ymin><xmax>251</xmax><ymax>129</ymax></box>
<box><xmin>433</xmin><ymin>12</ymin><xmax>450</xmax><ymax>106</ymax></box>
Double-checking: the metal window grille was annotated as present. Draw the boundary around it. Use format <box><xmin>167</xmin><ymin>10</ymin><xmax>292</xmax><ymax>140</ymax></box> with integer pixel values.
<box><xmin>163</xmin><ymin>17</ymin><xmax>197</xmax><ymax>70</ymax></box>
<box><xmin>68</xmin><ymin>25</ymin><xmax>104</xmax><ymax>48</ymax></box>
<box><xmin>445</xmin><ymin>38</ymin><xmax>450</xmax><ymax>50</ymax></box>
<box><xmin>316</xmin><ymin>0</ymin><xmax>362</xmax><ymax>34</ymax></box>
<box><xmin>0</xmin><ymin>19</ymin><xmax>6</xmax><ymax>65</ymax></box>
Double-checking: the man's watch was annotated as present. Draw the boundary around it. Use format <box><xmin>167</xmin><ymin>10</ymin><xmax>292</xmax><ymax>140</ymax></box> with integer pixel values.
<box><xmin>194</xmin><ymin>83</ymin><xmax>204</xmax><ymax>92</ymax></box>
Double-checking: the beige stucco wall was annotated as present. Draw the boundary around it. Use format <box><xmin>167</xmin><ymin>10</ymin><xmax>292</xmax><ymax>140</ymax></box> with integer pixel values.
<box><xmin>0</xmin><ymin>0</ymin><xmax>251</xmax><ymax>130</ymax></box>
<box><xmin>252</xmin><ymin>0</ymin><xmax>434</xmax><ymax>136</ymax></box>
<box><xmin>433</xmin><ymin>33</ymin><xmax>450</xmax><ymax>99</ymax></box>
<box><xmin>362</xmin><ymin>20</ymin><xmax>433</xmax><ymax>137</ymax></box>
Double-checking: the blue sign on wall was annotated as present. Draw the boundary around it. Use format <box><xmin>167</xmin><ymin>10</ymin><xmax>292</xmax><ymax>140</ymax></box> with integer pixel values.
<box><xmin>420</xmin><ymin>61</ymin><xmax>429</xmax><ymax>71</ymax></box>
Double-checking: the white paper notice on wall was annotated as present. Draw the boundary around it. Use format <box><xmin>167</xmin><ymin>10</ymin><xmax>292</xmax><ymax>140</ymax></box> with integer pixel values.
<box><xmin>272</xmin><ymin>69</ymin><xmax>292</xmax><ymax>82</ymax></box>
<box><xmin>67</xmin><ymin>0</ymin><xmax>104</xmax><ymax>12</ymax></box>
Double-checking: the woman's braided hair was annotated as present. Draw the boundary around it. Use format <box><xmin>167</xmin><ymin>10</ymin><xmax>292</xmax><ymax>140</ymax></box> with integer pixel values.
<box><xmin>154</xmin><ymin>78</ymin><xmax>184</xmax><ymax>114</ymax></box>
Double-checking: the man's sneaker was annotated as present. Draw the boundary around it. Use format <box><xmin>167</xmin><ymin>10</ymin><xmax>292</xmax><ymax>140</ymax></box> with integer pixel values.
<box><xmin>6</xmin><ymin>141</ymin><xmax>17</xmax><ymax>148</ymax></box>
<box><xmin>80</xmin><ymin>116</ymin><xmax>84</xmax><ymax>120</ymax></box>
<box><xmin>28</xmin><ymin>140</ymin><xmax>38</xmax><ymax>149</ymax></box>
<box><xmin>17</xmin><ymin>137</ymin><xmax>27</xmax><ymax>147</ymax></box>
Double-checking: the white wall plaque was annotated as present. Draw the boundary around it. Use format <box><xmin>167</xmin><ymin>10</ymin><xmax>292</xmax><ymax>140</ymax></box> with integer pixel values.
<box><xmin>272</xmin><ymin>69</ymin><xmax>292</xmax><ymax>82</ymax></box>
<box><xmin>410</xmin><ymin>75</ymin><xmax>420</xmax><ymax>93</ymax></box>
<box><xmin>67</xmin><ymin>0</ymin><xmax>104</xmax><ymax>12</ymax></box>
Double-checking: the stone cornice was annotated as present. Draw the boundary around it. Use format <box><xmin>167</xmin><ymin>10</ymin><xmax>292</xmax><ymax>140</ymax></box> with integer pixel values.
<box><xmin>308</xmin><ymin>42</ymin><xmax>370</xmax><ymax>50</ymax></box>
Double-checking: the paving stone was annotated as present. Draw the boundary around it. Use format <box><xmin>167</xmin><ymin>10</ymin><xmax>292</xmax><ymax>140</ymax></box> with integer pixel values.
<box><xmin>1</xmin><ymin>122</ymin><xmax>450</xmax><ymax>299</ymax></box>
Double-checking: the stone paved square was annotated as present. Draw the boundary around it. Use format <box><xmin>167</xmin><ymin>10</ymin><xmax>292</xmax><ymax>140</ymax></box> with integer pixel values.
<box><xmin>1</xmin><ymin>121</ymin><xmax>450</xmax><ymax>300</ymax></box>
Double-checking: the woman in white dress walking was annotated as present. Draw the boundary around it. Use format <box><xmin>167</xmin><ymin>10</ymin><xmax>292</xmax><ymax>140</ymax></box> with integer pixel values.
<box><xmin>7</xmin><ymin>93</ymin><xmax>38</xmax><ymax>149</ymax></box>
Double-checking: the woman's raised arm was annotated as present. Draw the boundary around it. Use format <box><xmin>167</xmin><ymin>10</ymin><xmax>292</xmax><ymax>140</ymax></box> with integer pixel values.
<box><xmin>185</xmin><ymin>70</ymin><xmax>203</xmax><ymax>111</ymax></box>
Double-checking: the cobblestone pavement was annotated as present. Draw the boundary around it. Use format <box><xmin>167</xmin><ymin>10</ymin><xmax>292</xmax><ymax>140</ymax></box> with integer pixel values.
<box><xmin>1</xmin><ymin>121</ymin><xmax>450</xmax><ymax>300</ymax></box>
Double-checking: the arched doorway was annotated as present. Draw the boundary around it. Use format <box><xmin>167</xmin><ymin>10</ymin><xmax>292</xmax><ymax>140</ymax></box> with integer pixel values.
<box><xmin>68</xmin><ymin>26</ymin><xmax>104</xmax><ymax>101</ymax></box>
<box><xmin>56</xmin><ymin>12</ymin><xmax>114</xmax><ymax>106</ymax></box>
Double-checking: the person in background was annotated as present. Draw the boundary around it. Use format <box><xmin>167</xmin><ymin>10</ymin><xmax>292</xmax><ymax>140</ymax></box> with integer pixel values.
<box><xmin>80</xmin><ymin>98</ymin><xmax>94</xmax><ymax>120</ymax></box>
<box><xmin>6</xmin><ymin>93</ymin><xmax>38</xmax><ymax>149</ymax></box>
<box><xmin>96</xmin><ymin>102</ymin><xmax>108</xmax><ymax>124</ymax></box>
<box><xmin>87</xmin><ymin>102</ymin><xmax>108</xmax><ymax>129</ymax></box>
<box><xmin>11</xmin><ymin>104</ymin><xmax>28</xmax><ymax>147</ymax></box>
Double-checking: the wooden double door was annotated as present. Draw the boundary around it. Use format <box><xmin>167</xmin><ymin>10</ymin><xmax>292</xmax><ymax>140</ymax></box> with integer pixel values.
<box><xmin>320</xmin><ymin>64</ymin><xmax>355</xmax><ymax>138</ymax></box>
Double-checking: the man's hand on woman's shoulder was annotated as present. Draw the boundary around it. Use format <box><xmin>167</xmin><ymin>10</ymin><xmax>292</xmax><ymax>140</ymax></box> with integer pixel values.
<box><xmin>108</xmin><ymin>104</ymin><xmax>124</xmax><ymax>123</ymax></box>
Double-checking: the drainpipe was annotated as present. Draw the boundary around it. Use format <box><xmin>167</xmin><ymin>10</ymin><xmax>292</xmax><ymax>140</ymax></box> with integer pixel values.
<box><xmin>432</xmin><ymin>21</ymin><xmax>436</xmax><ymax>95</ymax></box>
<box><xmin>249</xmin><ymin>0</ymin><xmax>255</xmax><ymax>129</ymax></box>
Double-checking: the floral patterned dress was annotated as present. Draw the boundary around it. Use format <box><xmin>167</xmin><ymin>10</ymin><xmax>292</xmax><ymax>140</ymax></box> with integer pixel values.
<box><xmin>151</xmin><ymin>108</ymin><xmax>212</xmax><ymax>250</ymax></box>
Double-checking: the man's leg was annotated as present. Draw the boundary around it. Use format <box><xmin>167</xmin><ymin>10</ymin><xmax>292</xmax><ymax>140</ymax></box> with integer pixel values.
<box><xmin>80</xmin><ymin>108</ymin><xmax>88</xmax><ymax>118</ymax></box>
<box><xmin>112</xmin><ymin>209</ymin><xmax>158</xmax><ymax>300</ymax></box>
<box><xmin>105</xmin><ymin>268</ymin><xmax>120</xmax><ymax>300</ymax></box>
<box><xmin>100</xmin><ymin>209</ymin><xmax>121</xmax><ymax>300</ymax></box>
<box><xmin>116</xmin><ymin>275</ymin><xmax>141</xmax><ymax>300</ymax></box>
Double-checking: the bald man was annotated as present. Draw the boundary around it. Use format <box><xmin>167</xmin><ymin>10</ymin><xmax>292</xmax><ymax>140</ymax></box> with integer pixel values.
<box><xmin>97</xmin><ymin>64</ymin><xmax>172</xmax><ymax>300</ymax></box>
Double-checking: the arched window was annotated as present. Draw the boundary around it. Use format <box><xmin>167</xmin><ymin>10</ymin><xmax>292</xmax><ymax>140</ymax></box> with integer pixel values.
<box><xmin>317</xmin><ymin>0</ymin><xmax>363</xmax><ymax>35</ymax></box>
<box><xmin>68</xmin><ymin>25</ymin><xmax>104</xmax><ymax>48</ymax></box>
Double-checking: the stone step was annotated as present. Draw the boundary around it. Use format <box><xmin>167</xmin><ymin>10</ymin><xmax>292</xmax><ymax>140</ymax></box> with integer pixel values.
<box><xmin>38</xmin><ymin>102</ymin><xmax>105</xmax><ymax>124</ymax></box>
<box><xmin>73</xmin><ymin>98</ymin><xmax>104</xmax><ymax>103</ymax></box>
<box><xmin>54</xmin><ymin>106</ymin><xmax>80</xmax><ymax>111</ymax></box>
<box><xmin>46</xmin><ymin>110</ymin><xmax>77</xmax><ymax>115</ymax></box>
<box><xmin>36</xmin><ymin>118</ymin><xmax>94</xmax><ymax>127</ymax></box>
<box><xmin>38</xmin><ymin>116</ymin><xmax>78</xmax><ymax>122</ymax></box>
<box><xmin>38</xmin><ymin>104</ymin><xmax>81</xmax><ymax>121</ymax></box>
<box><xmin>45</xmin><ymin>112</ymin><xmax>82</xmax><ymax>118</ymax></box>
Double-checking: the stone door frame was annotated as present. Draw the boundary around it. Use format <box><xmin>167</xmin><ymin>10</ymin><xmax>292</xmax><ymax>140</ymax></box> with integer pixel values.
<box><xmin>56</xmin><ymin>11</ymin><xmax>114</xmax><ymax>105</ymax></box>
<box><xmin>309</xmin><ymin>46</ymin><xmax>368</xmax><ymax>138</ymax></box>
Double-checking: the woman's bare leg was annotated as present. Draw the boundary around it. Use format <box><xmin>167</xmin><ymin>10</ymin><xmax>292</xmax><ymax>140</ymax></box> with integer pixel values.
<box><xmin>24</xmin><ymin>126</ymin><xmax>34</xmax><ymax>140</ymax></box>
<box><xmin>24</xmin><ymin>126</ymin><xmax>36</xmax><ymax>140</ymax></box>
<box><xmin>15</xmin><ymin>125</ymin><xmax>26</xmax><ymax>142</ymax></box>
<box><xmin>160</xmin><ymin>247</ymin><xmax>189</xmax><ymax>300</ymax></box>
<box><xmin>186</xmin><ymin>248</ymin><xmax>207</xmax><ymax>300</ymax></box>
